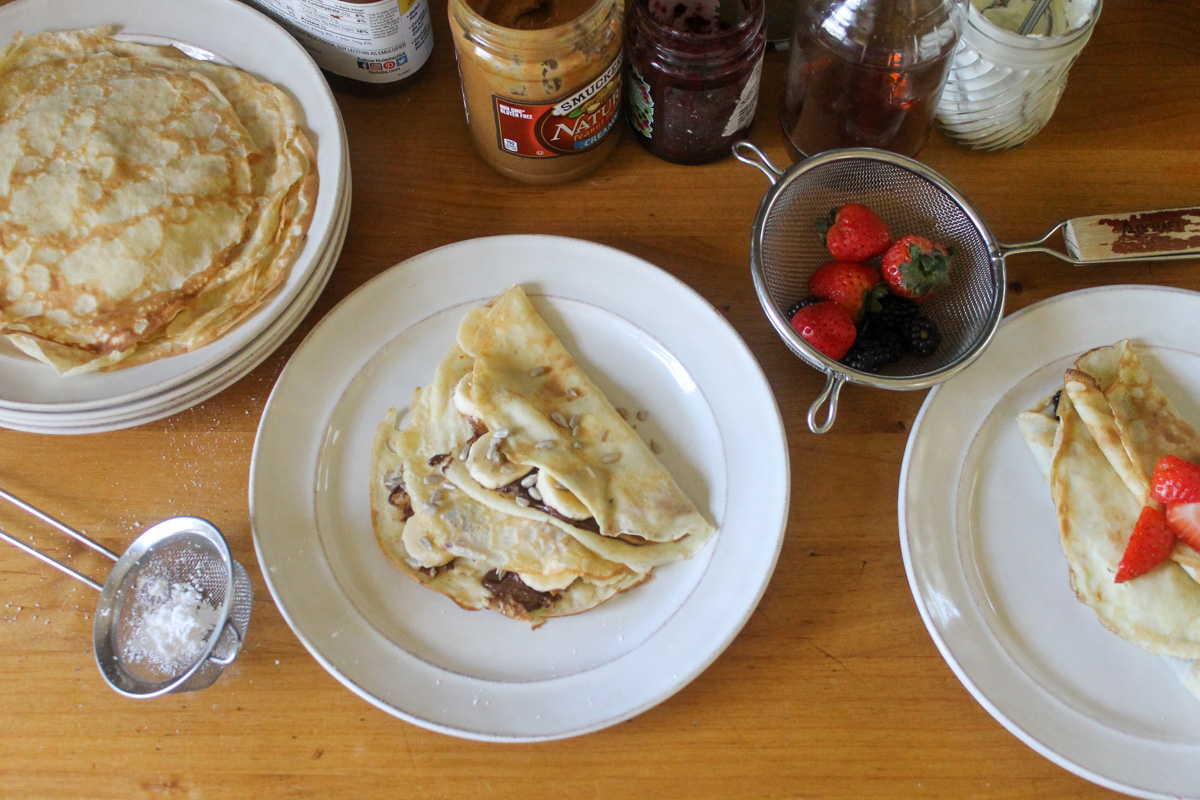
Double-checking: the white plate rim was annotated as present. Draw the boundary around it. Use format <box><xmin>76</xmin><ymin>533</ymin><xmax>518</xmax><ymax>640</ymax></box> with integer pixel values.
<box><xmin>249</xmin><ymin>234</ymin><xmax>789</xmax><ymax>741</ymax></box>
<box><xmin>0</xmin><ymin>0</ymin><xmax>346</xmax><ymax>412</ymax></box>
<box><xmin>900</xmin><ymin>284</ymin><xmax>1200</xmax><ymax>799</ymax></box>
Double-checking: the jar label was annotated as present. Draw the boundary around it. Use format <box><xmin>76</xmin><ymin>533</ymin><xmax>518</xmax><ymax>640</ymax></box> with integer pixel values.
<box><xmin>629</xmin><ymin>65</ymin><xmax>654</xmax><ymax>139</ymax></box>
<box><xmin>247</xmin><ymin>0</ymin><xmax>434</xmax><ymax>84</ymax></box>
<box><xmin>491</xmin><ymin>53</ymin><xmax>623</xmax><ymax>158</ymax></box>
<box><xmin>722</xmin><ymin>58</ymin><xmax>763</xmax><ymax>137</ymax></box>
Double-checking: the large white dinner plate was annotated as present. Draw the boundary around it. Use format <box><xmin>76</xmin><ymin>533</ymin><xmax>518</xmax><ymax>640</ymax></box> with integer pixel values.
<box><xmin>0</xmin><ymin>0</ymin><xmax>346</xmax><ymax>412</ymax></box>
<box><xmin>901</xmin><ymin>285</ymin><xmax>1200</xmax><ymax>798</ymax></box>
<box><xmin>250</xmin><ymin>235</ymin><xmax>789</xmax><ymax>741</ymax></box>
<box><xmin>0</xmin><ymin>174</ymin><xmax>351</xmax><ymax>434</ymax></box>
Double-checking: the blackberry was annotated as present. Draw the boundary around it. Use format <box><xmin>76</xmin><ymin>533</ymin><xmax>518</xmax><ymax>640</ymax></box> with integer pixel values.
<box><xmin>905</xmin><ymin>316</ymin><xmax>942</xmax><ymax>358</ymax></box>
<box><xmin>874</xmin><ymin>294</ymin><xmax>920</xmax><ymax>333</ymax></box>
<box><xmin>785</xmin><ymin>294</ymin><xmax>823</xmax><ymax>318</ymax></box>
<box><xmin>841</xmin><ymin>328</ymin><xmax>904</xmax><ymax>373</ymax></box>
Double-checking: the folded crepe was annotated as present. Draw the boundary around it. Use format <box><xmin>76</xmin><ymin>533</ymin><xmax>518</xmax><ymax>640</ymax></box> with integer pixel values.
<box><xmin>370</xmin><ymin>342</ymin><xmax>647</xmax><ymax>628</ymax></box>
<box><xmin>447</xmin><ymin>285</ymin><xmax>716</xmax><ymax>573</ymax></box>
<box><xmin>1018</xmin><ymin>342</ymin><xmax>1200</xmax><ymax>690</ymax></box>
<box><xmin>369</xmin><ymin>285</ymin><xmax>715</xmax><ymax>625</ymax></box>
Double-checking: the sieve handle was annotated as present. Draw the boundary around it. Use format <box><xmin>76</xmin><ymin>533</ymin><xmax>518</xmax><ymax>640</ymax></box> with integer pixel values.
<box><xmin>0</xmin><ymin>486</ymin><xmax>118</xmax><ymax>591</ymax></box>
<box><xmin>807</xmin><ymin>373</ymin><xmax>844</xmax><ymax>434</ymax></box>
<box><xmin>0</xmin><ymin>527</ymin><xmax>104</xmax><ymax>591</ymax></box>
<box><xmin>1001</xmin><ymin>207</ymin><xmax>1200</xmax><ymax>264</ymax></box>
<box><xmin>732</xmin><ymin>141</ymin><xmax>784</xmax><ymax>185</ymax></box>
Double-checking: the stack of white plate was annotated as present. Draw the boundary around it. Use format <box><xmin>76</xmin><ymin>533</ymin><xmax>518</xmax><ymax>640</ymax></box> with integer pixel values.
<box><xmin>0</xmin><ymin>0</ymin><xmax>349</xmax><ymax>435</ymax></box>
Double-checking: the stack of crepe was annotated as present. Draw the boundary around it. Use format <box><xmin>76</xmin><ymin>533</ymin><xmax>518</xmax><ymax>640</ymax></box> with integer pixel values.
<box><xmin>0</xmin><ymin>28</ymin><xmax>317</xmax><ymax>374</ymax></box>
<box><xmin>1018</xmin><ymin>340</ymin><xmax>1200</xmax><ymax>696</ymax></box>
<box><xmin>369</xmin><ymin>285</ymin><xmax>716</xmax><ymax>627</ymax></box>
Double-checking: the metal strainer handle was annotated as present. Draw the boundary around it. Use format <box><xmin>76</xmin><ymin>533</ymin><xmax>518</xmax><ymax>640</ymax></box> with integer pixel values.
<box><xmin>0</xmin><ymin>486</ymin><xmax>117</xmax><ymax>591</ymax></box>
<box><xmin>1000</xmin><ymin>208</ymin><xmax>1200</xmax><ymax>265</ymax></box>
<box><xmin>808</xmin><ymin>374</ymin><xmax>844</xmax><ymax>435</ymax></box>
<box><xmin>733</xmin><ymin>141</ymin><xmax>783</xmax><ymax>185</ymax></box>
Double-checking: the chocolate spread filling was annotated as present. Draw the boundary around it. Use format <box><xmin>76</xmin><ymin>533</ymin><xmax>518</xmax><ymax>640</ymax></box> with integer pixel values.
<box><xmin>482</xmin><ymin>569</ymin><xmax>556</xmax><ymax>612</ymax></box>
<box><xmin>387</xmin><ymin>484</ymin><xmax>414</xmax><ymax>521</ymax></box>
<box><xmin>495</xmin><ymin>470</ymin><xmax>602</xmax><ymax>533</ymax></box>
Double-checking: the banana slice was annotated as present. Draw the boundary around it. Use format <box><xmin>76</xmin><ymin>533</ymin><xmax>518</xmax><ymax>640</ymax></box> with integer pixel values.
<box><xmin>535</xmin><ymin>470</ymin><xmax>591</xmax><ymax>520</ymax></box>
<box><xmin>465</xmin><ymin>431</ymin><xmax>532</xmax><ymax>489</ymax></box>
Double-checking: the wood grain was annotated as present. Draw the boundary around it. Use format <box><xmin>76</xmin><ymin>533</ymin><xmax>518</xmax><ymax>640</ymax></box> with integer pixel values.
<box><xmin>1</xmin><ymin>1</ymin><xmax>1197</xmax><ymax>797</ymax></box>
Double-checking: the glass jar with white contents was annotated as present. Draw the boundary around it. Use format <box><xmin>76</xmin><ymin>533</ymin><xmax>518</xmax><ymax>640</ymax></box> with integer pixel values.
<box><xmin>935</xmin><ymin>0</ymin><xmax>1102</xmax><ymax>151</ymax></box>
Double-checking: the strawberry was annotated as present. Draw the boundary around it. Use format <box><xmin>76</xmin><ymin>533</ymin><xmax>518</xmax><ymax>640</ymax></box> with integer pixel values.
<box><xmin>808</xmin><ymin>260</ymin><xmax>885</xmax><ymax>321</ymax></box>
<box><xmin>789</xmin><ymin>301</ymin><xmax>857</xmax><ymax>361</ymax></box>
<box><xmin>820</xmin><ymin>203</ymin><xmax>891</xmax><ymax>262</ymax></box>
<box><xmin>1167</xmin><ymin>502</ymin><xmax>1200</xmax><ymax>552</ymax></box>
<box><xmin>1150</xmin><ymin>455</ymin><xmax>1200</xmax><ymax>506</ymax></box>
<box><xmin>1115</xmin><ymin>505</ymin><xmax>1176</xmax><ymax>582</ymax></box>
<box><xmin>881</xmin><ymin>234</ymin><xmax>953</xmax><ymax>302</ymax></box>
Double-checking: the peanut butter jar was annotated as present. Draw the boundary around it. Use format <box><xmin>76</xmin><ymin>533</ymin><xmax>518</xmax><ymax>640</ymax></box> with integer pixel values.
<box><xmin>448</xmin><ymin>0</ymin><xmax>624</xmax><ymax>184</ymax></box>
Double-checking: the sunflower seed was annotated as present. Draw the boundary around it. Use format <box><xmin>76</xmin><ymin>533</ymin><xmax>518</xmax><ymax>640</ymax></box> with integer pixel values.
<box><xmin>422</xmin><ymin>502</ymin><xmax>438</xmax><ymax>514</ymax></box>
<box><xmin>650</xmin><ymin>439</ymin><xmax>662</xmax><ymax>454</ymax></box>
<box><xmin>384</xmin><ymin>469</ymin><xmax>404</xmax><ymax>490</ymax></box>
<box><xmin>458</xmin><ymin>444</ymin><xmax>471</xmax><ymax>461</ymax></box>
<box><xmin>565</xmin><ymin>387</ymin><xmax>579</xmax><ymax>398</ymax></box>
<box><xmin>520</xmin><ymin>473</ymin><xmax>538</xmax><ymax>488</ymax></box>
<box><xmin>429</xmin><ymin>489</ymin><xmax>442</xmax><ymax>505</ymax></box>
<box><xmin>600</xmin><ymin>429</ymin><xmax>609</xmax><ymax>442</ymax></box>
<box><xmin>528</xmin><ymin>486</ymin><xmax>542</xmax><ymax>502</ymax></box>
<box><xmin>493</xmin><ymin>427</ymin><xmax>510</xmax><ymax>439</ymax></box>
<box><xmin>554</xmin><ymin>481</ymin><xmax>566</xmax><ymax>490</ymax></box>
<box><xmin>550</xmin><ymin>411</ymin><xmax>568</xmax><ymax>427</ymax></box>
<box><xmin>420</xmin><ymin>536</ymin><xmax>434</xmax><ymax>550</ymax></box>
<box><xmin>529</xmin><ymin>366</ymin><xmax>547</xmax><ymax>377</ymax></box>
<box><xmin>616</xmin><ymin>407</ymin><xmax>629</xmax><ymax>419</ymax></box>
<box><xmin>442</xmin><ymin>482</ymin><xmax>456</xmax><ymax>491</ymax></box>
<box><xmin>572</xmin><ymin>441</ymin><xmax>584</xmax><ymax>449</ymax></box>
<box><xmin>501</xmin><ymin>463</ymin><xmax>515</xmax><ymax>474</ymax></box>
<box><xmin>571</xmin><ymin>425</ymin><xmax>580</xmax><ymax>437</ymax></box>
<box><xmin>536</xmin><ymin>439</ymin><xmax>556</xmax><ymax>449</ymax></box>
<box><xmin>514</xmin><ymin>496</ymin><xmax>530</xmax><ymax>507</ymax></box>
<box><xmin>423</xmin><ymin>474</ymin><xmax>442</xmax><ymax>484</ymax></box>
<box><xmin>601</xmin><ymin>452</ymin><xmax>621</xmax><ymax>464</ymax></box>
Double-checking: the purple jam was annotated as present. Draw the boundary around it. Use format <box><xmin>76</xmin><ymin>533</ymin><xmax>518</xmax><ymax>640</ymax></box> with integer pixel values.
<box><xmin>625</xmin><ymin>0</ymin><xmax>767</xmax><ymax>164</ymax></box>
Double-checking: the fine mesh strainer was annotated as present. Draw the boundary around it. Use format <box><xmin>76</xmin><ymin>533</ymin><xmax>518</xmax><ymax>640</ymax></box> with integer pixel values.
<box><xmin>733</xmin><ymin>142</ymin><xmax>1200</xmax><ymax>433</ymax></box>
<box><xmin>0</xmin><ymin>487</ymin><xmax>252</xmax><ymax>698</ymax></box>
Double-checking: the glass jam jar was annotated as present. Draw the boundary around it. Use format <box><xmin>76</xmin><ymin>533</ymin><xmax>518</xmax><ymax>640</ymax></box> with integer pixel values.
<box><xmin>448</xmin><ymin>0</ymin><xmax>624</xmax><ymax>184</ymax></box>
<box><xmin>780</xmin><ymin>0</ymin><xmax>965</xmax><ymax>159</ymax></box>
<box><xmin>625</xmin><ymin>0</ymin><xmax>767</xmax><ymax>164</ymax></box>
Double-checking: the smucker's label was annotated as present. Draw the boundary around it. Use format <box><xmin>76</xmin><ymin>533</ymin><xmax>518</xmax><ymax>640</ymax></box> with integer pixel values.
<box><xmin>492</xmin><ymin>53</ymin><xmax>623</xmax><ymax>158</ymax></box>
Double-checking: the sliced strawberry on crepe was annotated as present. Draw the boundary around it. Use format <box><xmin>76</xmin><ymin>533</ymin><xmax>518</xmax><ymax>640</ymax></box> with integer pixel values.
<box><xmin>1151</xmin><ymin>455</ymin><xmax>1200</xmax><ymax>506</ymax></box>
<box><xmin>1116</xmin><ymin>505</ymin><xmax>1177</xmax><ymax>583</ymax></box>
<box><xmin>1167</xmin><ymin>503</ymin><xmax>1200</xmax><ymax>553</ymax></box>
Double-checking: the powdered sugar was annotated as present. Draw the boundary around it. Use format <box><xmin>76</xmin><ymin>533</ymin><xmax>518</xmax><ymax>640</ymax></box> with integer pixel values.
<box><xmin>120</xmin><ymin>572</ymin><xmax>222</xmax><ymax>675</ymax></box>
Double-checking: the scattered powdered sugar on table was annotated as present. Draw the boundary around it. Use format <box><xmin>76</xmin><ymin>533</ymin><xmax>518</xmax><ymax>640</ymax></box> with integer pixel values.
<box><xmin>121</xmin><ymin>571</ymin><xmax>221</xmax><ymax>675</ymax></box>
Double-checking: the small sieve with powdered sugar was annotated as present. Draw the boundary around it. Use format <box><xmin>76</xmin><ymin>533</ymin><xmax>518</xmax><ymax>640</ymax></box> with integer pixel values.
<box><xmin>0</xmin><ymin>488</ymin><xmax>252</xmax><ymax>697</ymax></box>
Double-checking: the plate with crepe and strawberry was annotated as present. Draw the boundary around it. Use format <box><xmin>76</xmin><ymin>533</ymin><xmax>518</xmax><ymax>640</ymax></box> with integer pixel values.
<box><xmin>901</xmin><ymin>284</ymin><xmax>1200</xmax><ymax>799</ymax></box>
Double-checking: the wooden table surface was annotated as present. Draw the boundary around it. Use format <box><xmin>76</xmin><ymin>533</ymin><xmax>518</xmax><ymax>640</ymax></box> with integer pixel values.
<box><xmin>2</xmin><ymin>1</ymin><xmax>1198</xmax><ymax>797</ymax></box>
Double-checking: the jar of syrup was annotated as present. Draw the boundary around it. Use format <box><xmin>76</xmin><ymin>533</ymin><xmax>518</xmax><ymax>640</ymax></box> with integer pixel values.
<box><xmin>781</xmin><ymin>0</ymin><xmax>965</xmax><ymax>159</ymax></box>
<box><xmin>245</xmin><ymin>0</ymin><xmax>434</xmax><ymax>95</ymax></box>
<box><xmin>625</xmin><ymin>0</ymin><xmax>766</xmax><ymax>164</ymax></box>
